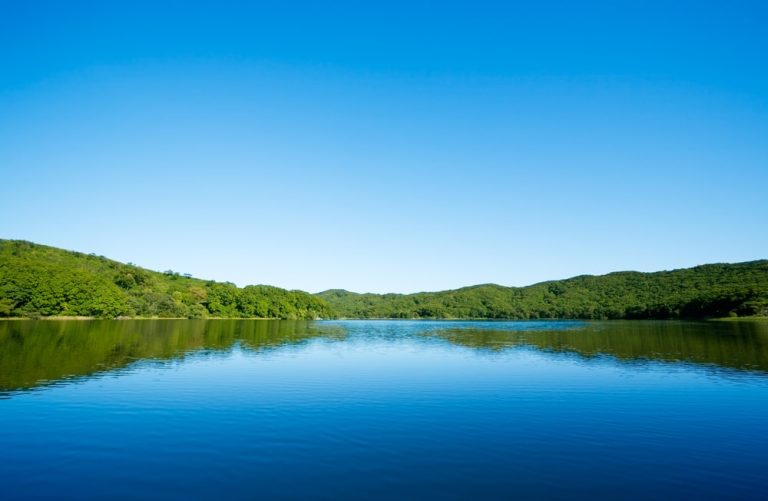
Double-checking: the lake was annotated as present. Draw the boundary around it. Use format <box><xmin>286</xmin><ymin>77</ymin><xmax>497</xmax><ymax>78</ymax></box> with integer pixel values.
<box><xmin>1</xmin><ymin>319</ymin><xmax>767</xmax><ymax>499</ymax></box>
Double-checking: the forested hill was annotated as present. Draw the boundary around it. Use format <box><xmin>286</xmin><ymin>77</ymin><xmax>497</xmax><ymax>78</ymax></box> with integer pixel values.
<box><xmin>1</xmin><ymin>239</ymin><xmax>767</xmax><ymax>320</ymax></box>
<box><xmin>0</xmin><ymin>240</ymin><xmax>332</xmax><ymax>319</ymax></box>
<box><xmin>317</xmin><ymin>261</ymin><xmax>768</xmax><ymax>320</ymax></box>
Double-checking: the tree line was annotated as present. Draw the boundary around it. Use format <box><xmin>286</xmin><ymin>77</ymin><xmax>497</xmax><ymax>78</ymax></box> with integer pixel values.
<box><xmin>0</xmin><ymin>240</ymin><xmax>332</xmax><ymax>319</ymax></box>
<box><xmin>1</xmin><ymin>239</ymin><xmax>766</xmax><ymax>320</ymax></box>
<box><xmin>317</xmin><ymin>262</ymin><xmax>768</xmax><ymax>320</ymax></box>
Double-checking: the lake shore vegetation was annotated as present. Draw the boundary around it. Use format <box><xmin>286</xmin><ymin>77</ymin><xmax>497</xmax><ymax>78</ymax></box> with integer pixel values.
<box><xmin>1</xmin><ymin>239</ymin><xmax>766</xmax><ymax>320</ymax></box>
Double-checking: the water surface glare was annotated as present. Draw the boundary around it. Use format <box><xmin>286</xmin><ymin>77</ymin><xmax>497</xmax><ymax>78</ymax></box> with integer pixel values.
<box><xmin>1</xmin><ymin>319</ymin><xmax>767</xmax><ymax>499</ymax></box>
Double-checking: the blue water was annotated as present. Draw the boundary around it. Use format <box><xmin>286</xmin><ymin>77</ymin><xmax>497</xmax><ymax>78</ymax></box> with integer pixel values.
<box><xmin>1</xmin><ymin>319</ymin><xmax>768</xmax><ymax>499</ymax></box>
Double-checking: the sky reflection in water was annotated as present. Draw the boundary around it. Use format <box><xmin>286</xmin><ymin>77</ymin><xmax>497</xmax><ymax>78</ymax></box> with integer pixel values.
<box><xmin>1</xmin><ymin>319</ymin><xmax>767</xmax><ymax>499</ymax></box>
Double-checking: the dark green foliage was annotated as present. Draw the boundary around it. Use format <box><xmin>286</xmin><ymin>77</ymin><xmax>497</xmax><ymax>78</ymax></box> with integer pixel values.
<box><xmin>0</xmin><ymin>240</ymin><xmax>333</xmax><ymax>319</ymax></box>
<box><xmin>2</xmin><ymin>239</ymin><xmax>766</xmax><ymax>320</ymax></box>
<box><xmin>317</xmin><ymin>262</ymin><xmax>768</xmax><ymax>320</ymax></box>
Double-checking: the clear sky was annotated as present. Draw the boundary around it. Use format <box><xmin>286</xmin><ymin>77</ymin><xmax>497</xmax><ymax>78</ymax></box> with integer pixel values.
<box><xmin>1</xmin><ymin>1</ymin><xmax>766</xmax><ymax>293</ymax></box>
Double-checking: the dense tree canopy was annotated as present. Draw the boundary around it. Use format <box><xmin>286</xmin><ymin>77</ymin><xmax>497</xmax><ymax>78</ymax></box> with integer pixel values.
<box><xmin>1</xmin><ymin>239</ymin><xmax>766</xmax><ymax>320</ymax></box>
<box><xmin>317</xmin><ymin>262</ymin><xmax>768</xmax><ymax>320</ymax></box>
<box><xmin>0</xmin><ymin>240</ymin><xmax>333</xmax><ymax>319</ymax></box>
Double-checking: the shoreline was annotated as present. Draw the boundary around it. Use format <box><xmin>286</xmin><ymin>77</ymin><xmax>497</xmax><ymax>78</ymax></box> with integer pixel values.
<box><xmin>0</xmin><ymin>316</ymin><xmax>293</xmax><ymax>321</ymax></box>
<box><xmin>2</xmin><ymin>316</ymin><xmax>767</xmax><ymax>322</ymax></box>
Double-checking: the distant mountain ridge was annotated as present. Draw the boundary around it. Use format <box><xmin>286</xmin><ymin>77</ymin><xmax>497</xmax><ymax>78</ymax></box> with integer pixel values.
<box><xmin>1</xmin><ymin>239</ymin><xmax>766</xmax><ymax>319</ymax></box>
<box><xmin>316</xmin><ymin>261</ymin><xmax>768</xmax><ymax>320</ymax></box>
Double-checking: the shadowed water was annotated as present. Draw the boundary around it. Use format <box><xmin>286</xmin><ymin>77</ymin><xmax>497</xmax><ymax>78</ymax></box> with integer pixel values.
<box><xmin>1</xmin><ymin>319</ymin><xmax>767</xmax><ymax>499</ymax></box>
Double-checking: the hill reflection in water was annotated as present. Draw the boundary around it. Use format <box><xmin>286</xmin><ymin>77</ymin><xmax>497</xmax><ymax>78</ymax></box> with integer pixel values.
<box><xmin>425</xmin><ymin>320</ymin><xmax>768</xmax><ymax>373</ymax></box>
<box><xmin>2</xmin><ymin>319</ymin><xmax>768</xmax><ymax>395</ymax></box>
<box><xmin>0</xmin><ymin>319</ymin><xmax>346</xmax><ymax>394</ymax></box>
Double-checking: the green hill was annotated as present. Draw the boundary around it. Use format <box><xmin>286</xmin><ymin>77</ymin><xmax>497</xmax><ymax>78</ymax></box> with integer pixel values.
<box><xmin>1</xmin><ymin>239</ymin><xmax>766</xmax><ymax>320</ymax></box>
<box><xmin>317</xmin><ymin>262</ymin><xmax>768</xmax><ymax>320</ymax></box>
<box><xmin>0</xmin><ymin>240</ymin><xmax>333</xmax><ymax>319</ymax></box>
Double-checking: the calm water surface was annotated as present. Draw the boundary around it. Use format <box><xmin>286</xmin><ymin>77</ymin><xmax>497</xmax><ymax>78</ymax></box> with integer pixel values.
<box><xmin>1</xmin><ymin>319</ymin><xmax>768</xmax><ymax>499</ymax></box>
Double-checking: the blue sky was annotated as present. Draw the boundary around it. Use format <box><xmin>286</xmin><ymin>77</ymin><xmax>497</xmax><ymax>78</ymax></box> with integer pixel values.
<box><xmin>1</xmin><ymin>1</ymin><xmax>766</xmax><ymax>293</ymax></box>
